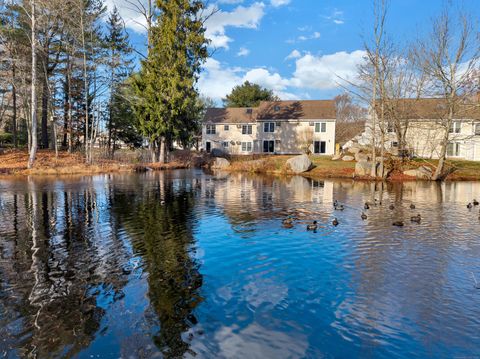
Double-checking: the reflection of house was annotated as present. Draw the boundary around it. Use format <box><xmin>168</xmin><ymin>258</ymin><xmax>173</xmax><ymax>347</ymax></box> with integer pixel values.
<box><xmin>202</xmin><ymin>100</ymin><xmax>336</xmax><ymax>155</ymax></box>
<box><xmin>347</xmin><ymin>98</ymin><xmax>480</xmax><ymax>161</ymax></box>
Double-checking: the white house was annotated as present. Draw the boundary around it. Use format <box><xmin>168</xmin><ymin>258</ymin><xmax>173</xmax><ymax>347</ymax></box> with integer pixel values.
<box><xmin>345</xmin><ymin>97</ymin><xmax>480</xmax><ymax>161</ymax></box>
<box><xmin>202</xmin><ymin>100</ymin><xmax>337</xmax><ymax>155</ymax></box>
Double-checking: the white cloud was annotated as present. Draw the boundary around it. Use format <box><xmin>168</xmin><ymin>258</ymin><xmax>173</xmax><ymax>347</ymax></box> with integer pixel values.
<box><xmin>199</xmin><ymin>50</ymin><xmax>366</xmax><ymax>101</ymax></box>
<box><xmin>288</xmin><ymin>31</ymin><xmax>321</xmax><ymax>43</ymax></box>
<box><xmin>199</xmin><ymin>59</ymin><xmax>290</xmax><ymax>101</ymax></box>
<box><xmin>324</xmin><ymin>8</ymin><xmax>345</xmax><ymax>25</ymax></box>
<box><xmin>104</xmin><ymin>0</ymin><xmax>149</xmax><ymax>33</ymax></box>
<box><xmin>285</xmin><ymin>49</ymin><xmax>301</xmax><ymax>60</ymax></box>
<box><xmin>237</xmin><ymin>47</ymin><xmax>250</xmax><ymax>57</ymax></box>
<box><xmin>291</xmin><ymin>50</ymin><xmax>366</xmax><ymax>89</ymax></box>
<box><xmin>205</xmin><ymin>2</ymin><xmax>265</xmax><ymax>49</ymax></box>
<box><xmin>270</xmin><ymin>0</ymin><xmax>291</xmax><ymax>7</ymax></box>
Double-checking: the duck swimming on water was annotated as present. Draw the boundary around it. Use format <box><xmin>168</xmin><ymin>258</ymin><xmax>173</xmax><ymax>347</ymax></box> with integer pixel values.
<box><xmin>467</xmin><ymin>203</ymin><xmax>473</xmax><ymax>209</ymax></box>
<box><xmin>307</xmin><ymin>221</ymin><xmax>318</xmax><ymax>231</ymax></box>
<box><xmin>364</xmin><ymin>202</ymin><xmax>370</xmax><ymax>210</ymax></box>
<box><xmin>410</xmin><ymin>203</ymin><xmax>416</xmax><ymax>209</ymax></box>
<box><xmin>361</xmin><ymin>212</ymin><xmax>368</xmax><ymax>220</ymax></box>
<box><xmin>392</xmin><ymin>221</ymin><xmax>404</xmax><ymax>227</ymax></box>
<box><xmin>410</xmin><ymin>214</ymin><xmax>421</xmax><ymax>223</ymax></box>
<box><xmin>332</xmin><ymin>218</ymin><xmax>339</xmax><ymax>226</ymax></box>
<box><xmin>389</xmin><ymin>204</ymin><xmax>395</xmax><ymax>210</ymax></box>
<box><xmin>473</xmin><ymin>199</ymin><xmax>479</xmax><ymax>206</ymax></box>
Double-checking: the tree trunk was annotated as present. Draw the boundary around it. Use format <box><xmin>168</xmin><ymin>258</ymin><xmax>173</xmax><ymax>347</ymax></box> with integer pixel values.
<box><xmin>28</xmin><ymin>0</ymin><xmax>38</xmax><ymax>169</ymax></box>
<box><xmin>41</xmin><ymin>75</ymin><xmax>49</xmax><ymax>148</ymax></box>
<box><xmin>12</xmin><ymin>64</ymin><xmax>17</xmax><ymax>148</ymax></box>
<box><xmin>62</xmin><ymin>59</ymin><xmax>69</xmax><ymax>148</ymax></box>
<box><xmin>80</xmin><ymin>11</ymin><xmax>90</xmax><ymax>164</ymax></box>
<box><xmin>432</xmin><ymin>129</ymin><xmax>449</xmax><ymax>181</ymax></box>
<box><xmin>149</xmin><ymin>141</ymin><xmax>156</xmax><ymax>163</ymax></box>
<box><xmin>67</xmin><ymin>62</ymin><xmax>73</xmax><ymax>153</ymax></box>
<box><xmin>159</xmin><ymin>137</ymin><xmax>166</xmax><ymax>164</ymax></box>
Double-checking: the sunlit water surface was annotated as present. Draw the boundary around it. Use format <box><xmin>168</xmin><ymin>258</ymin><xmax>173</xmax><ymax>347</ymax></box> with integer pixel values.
<box><xmin>0</xmin><ymin>170</ymin><xmax>479</xmax><ymax>358</ymax></box>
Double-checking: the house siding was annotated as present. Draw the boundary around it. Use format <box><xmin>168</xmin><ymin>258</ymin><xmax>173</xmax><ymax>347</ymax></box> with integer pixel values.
<box><xmin>202</xmin><ymin>119</ymin><xmax>336</xmax><ymax>155</ymax></box>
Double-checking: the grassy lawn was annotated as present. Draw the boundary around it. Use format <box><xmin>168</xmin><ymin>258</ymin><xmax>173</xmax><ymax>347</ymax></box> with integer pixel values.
<box><xmin>229</xmin><ymin>154</ymin><xmax>480</xmax><ymax>181</ymax></box>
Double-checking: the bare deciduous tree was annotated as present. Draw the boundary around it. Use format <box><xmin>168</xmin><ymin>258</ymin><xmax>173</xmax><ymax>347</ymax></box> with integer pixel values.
<box><xmin>412</xmin><ymin>9</ymin><xmax>480</xmax><ymax>180</ymax></box>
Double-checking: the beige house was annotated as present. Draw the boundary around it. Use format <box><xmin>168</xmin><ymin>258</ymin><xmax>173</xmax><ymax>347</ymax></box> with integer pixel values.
<box><xmin>202</xmin><ymin>100</ymin><xmax>336</xmax><ymax>155</ymax></box>
<box><xmin>346</xmin><ymin>98</ymin><xmax>480</xmax><ymax>161</ymax></box>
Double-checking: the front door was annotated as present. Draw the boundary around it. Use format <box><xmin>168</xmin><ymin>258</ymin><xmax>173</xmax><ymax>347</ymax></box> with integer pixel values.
<box><xmin>263</xmin><ymin>140</ymin><xmax>275</xmax><ymax>153</ymax></box>
<box><xmin>314</xmin><ymin>141</ymin><xmax>326</xmax><ymax>154</ymax></box>
<box><xmin>206</xmin><ymin>141</ymin><xmax>211</xmax><ymax>153</ymax></box>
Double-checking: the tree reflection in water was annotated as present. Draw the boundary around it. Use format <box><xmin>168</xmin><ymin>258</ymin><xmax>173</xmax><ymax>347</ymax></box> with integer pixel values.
<box><xmin>0</xmin><ymin>173</ymin><xmax>203</xmax><ymax>358</ymax></box>
<box><xmin>111</xmin><ymin>172</ymin><xmax>203</xmax><ymax>358</ymax></box>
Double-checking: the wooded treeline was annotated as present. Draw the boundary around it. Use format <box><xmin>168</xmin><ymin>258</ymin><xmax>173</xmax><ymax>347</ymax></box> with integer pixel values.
<box><xmin>0</xmin><ymin>0</ymin><xmax>208</xmax><ymax>166</ymax></box>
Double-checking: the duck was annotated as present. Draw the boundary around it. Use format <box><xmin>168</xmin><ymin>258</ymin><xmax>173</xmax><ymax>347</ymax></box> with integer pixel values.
<box><xmin>364</xmin><ymin>202</ymin><xmax>370</xmax><ymax>210</ymax></box>
<box><xmin>332</xmin><ymin>218</ymin><xmax>339</xmax><ymax>226</ymax></box>
<box><xmin>392</xmin><ymin>221</ymin><xmax>404</xmax><ymax>227</ymax></box>
<box><xmin>335</xmin><ymin>204</ymin><xmax>345</xmax><ymax>211</ymax></box>
<box><xmin>333</xmin><ymin>200</ymin><xmax>338</xmax><ymax>208</ymax></box>
<box><xmin>410</xmin><ymin>214</ymin><xmax>421</xmax><ymax>223</ymax></box>
<box><xmin>467</xmin><ymin>203</ymin><xmax>473</xmax><ymax>209</ymax></box>
<box><xmin>410</xmin><ymin>203</ymin><xmax>416</xmax><ymax>209</ymax></box>
<box><xmin>306</xmin><ymin>221</ymin><xmax>318</xmax><ymax>231</ymax></box>
<box><xmin>361</xmin><ymin>212</ymin><xmax>368</xmax><ymax>220</ymax></box>
<box><xmin>282</xmin><ymin>217</ymin><xmax>294</xmax><ymax>226</ymax></box>
<box><xmin>389</xmin><ymin>204</ymin><xmax>395</xmax><ymax>210</ymax></box>
<box><xmin>473</xmin><ymin>199</ymin><xmax>479</xmax><ymax>206</ymax></box>
<box><xmin>283</xmin><ymin>222</ymin><xmax>294</xmax><ymax>229</ymax></box>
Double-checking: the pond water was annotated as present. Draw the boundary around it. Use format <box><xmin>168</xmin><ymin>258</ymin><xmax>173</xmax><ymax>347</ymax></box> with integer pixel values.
<box><xmin>0</xmin><ymin>170</ymin><xmax>480</xmax><ymax>358</ymax></box>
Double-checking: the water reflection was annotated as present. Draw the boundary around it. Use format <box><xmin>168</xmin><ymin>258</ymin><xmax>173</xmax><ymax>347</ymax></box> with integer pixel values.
<box><xmin>0</xmin><ymin>171</ymin><xmax>480</xmax><ymax>358</ymax></box>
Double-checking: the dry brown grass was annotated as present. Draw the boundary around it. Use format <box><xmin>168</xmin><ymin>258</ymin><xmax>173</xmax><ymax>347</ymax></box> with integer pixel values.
<box><xmin>0</xmin><ymin>149</ymin><xmax>197</xmax><ymax>176</ymax></box>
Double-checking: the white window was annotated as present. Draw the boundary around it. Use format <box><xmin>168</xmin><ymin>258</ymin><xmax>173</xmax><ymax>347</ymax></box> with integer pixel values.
<box><xmin>242</xmin><ymin>124</ymin><xmax>253</xmax><ymax>135</ymax></box>
<box><xmin>206</xmin><ymin>124</ymin><xmax>216</xmax><ymax>135</ymax></box>
<box><xmin>224</xmin><ymin>125</ymin><xmax>229</xmax><ymax>131</ymax></box>
<box><xmin>447</xmin><ymin>142</ymin><xmax>461</xmax><ymax>157</ymax></box>
<box><xmin>315</xmin><ymin>122</ymin><xmax>327</xmax><ymax>133</ymax></box>
<box><xmin>222</xmin><ymin>141</ymin><xmax>229</xmax><ymax>148</ymax></box>
<box><xmin>449</xmin><ymin>121</ymin><xmax>461</xmax><ymax>134</ymax></box>
<box><xmin>241</xmin><ymin>142</ymin><xmax>252</xmax><ymax>152</ymax></box>
<box><xmin>475</xmin><ymin>123</ymin><xmax>480</xmax><ymax>135</ymax></box>
<box><xmin>263</xmin><ymin>122</ymin><xmax>275</xmax><ymax>133</ymax></box>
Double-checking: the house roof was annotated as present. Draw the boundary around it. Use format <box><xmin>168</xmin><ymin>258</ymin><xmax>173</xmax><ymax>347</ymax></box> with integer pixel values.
<box><xmin>204</xmin><ymin>107</ymin><xmax>255</xmax><ymax>124</ymax></box>
<box><xmin>204</xmin><ymin>100</ymin><xmax>337</xmax><ymax>124</ymax></box>
<box><xmin>375</xmin><ymin>98</ymin><xmax>480</xmax><ymax>120</ymax></box>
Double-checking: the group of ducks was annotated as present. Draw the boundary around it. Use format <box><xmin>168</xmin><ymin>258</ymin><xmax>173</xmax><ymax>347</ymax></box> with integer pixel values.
<box><xmin>282</xmin><ymin>199</ymin><xmax>424</xmax><ymax>231</ymax></box>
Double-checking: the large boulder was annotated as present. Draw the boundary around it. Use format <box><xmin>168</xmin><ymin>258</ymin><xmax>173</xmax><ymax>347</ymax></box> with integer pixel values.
<box><xmin>355</xmin><ymin>160</ymin><xmax>374</xmax><ymax>176</ymax></box>
<box><xmin>347</xmin><ymin>145</ymin><xmax>362</xmax><ymax>155</ymax></box>
<box><xmin>355</xmin><ymin>152</ymin><xmax>370</xmax><ymax>162</ymax></box>
<box><xmin>403</xmin><ymin>166</ymin><xmax>432</xmax><ymax>180</ymax></box>
<box><xmin>211</xmin><ymin>157</ymin><xmax>230</xmax><ymax>170</ymax></box>
<box><xmin>286</xmin><ymin>154</ymin><xmax>313</xmax><ymax>174</ymax></box>
<box><xmin>342</xmin><ymin>155</ymin><xmax>355</xmax><ymax>161</ymax></box>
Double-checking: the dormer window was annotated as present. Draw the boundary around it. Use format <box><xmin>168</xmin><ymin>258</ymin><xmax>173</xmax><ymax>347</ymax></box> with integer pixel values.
<box><xmin>274</xmin><ymin>105</ymin><xmax>281</xmax><ymax>112</ymax></box>
<box><xmin>246</xmin><ymin>108</ymin><xmax>253</xmax><ymax>114</ymax></box>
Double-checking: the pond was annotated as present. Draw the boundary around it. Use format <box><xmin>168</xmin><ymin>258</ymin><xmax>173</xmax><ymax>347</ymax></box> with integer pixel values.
<box><xmin>0</xmin><ymin>170</ymin><xmax>479</xmax><ymax>358</ymax></box>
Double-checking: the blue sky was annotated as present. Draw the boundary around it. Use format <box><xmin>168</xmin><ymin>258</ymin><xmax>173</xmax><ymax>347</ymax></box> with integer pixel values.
<box><xmin>106</xmin><ymin>0</ymin><xmax>480</xmax><ymax>104</ymax></box>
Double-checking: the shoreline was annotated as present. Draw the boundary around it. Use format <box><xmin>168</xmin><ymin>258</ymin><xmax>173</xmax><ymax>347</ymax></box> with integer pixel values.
<box><xmin>1</xmin><ymin>150</ymin><xmax>480</xmax><ymax>181</ymax></box>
